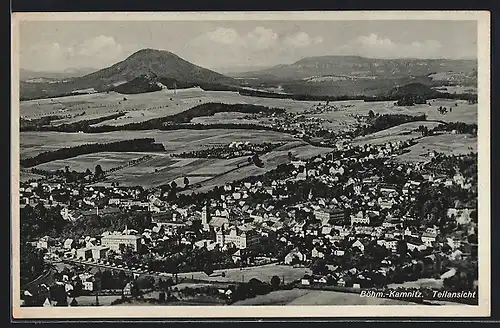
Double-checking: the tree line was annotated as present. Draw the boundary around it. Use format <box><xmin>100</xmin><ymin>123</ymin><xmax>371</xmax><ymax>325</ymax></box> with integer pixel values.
<box><xmin>20</xmin><ymin>138</ymin><xmax>165</xmax><ymax>168</ymax></box>
<box><xmin>20</xmin><ymin>112</ymin><xmax>126</xmax><ymax>132</ymax></box>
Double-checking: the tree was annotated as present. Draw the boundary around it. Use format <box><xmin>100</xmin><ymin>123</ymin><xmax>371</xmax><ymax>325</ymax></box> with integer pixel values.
<box><xmin>368</xmin><ymin>110</ymin><xmax>375</xmax><ymax>119</ymax></box>
<box><xmin>94</xmin><ymin>164</ymin><xmax>104</xmax><ymax>179</ymax></box>
<box><xmin>183</xmin><ymin>177</ymin><xmax>190</xmax><ymax>187</ymax></box>
<box><xmin>270</xmin><ymin>275</ymin><xmax>281</xmax><ymax>290</ymax></box>
<box><xmin>203</xmin><ymin>261</ymin><xmax>214</xmax><ymax>276</ymax></box>
<box><xmin>311</xmin><ymin>258</ymin><xmax>328</xmax><ymax>275</ymax></box>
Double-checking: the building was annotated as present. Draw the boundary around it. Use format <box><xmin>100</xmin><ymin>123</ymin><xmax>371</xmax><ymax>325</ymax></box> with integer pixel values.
<box><xmin>101</xmin><ymin>234</ymin><xmax>141</xmax><ymax>252</ymax></box>
<box><xmin>329</xmin><ymin>208</ymin><xmax>344</xmax><ymax>222</ymax></box>
<box><xmin>76</xmin><ymin>246</ymin><xmax>109</xmax><ymax>260</ymax></box>
<box><xmin>421</xmin><ymin>232</ymin><xmax>437</xmax><ymax>247</ymax></box>
<box><xmin>284</xmin><ymin>250</ymin><xmax>307</xmax><ymax>264</ymax></box>
<box><xmin>63</xmin><ymin>238</ymin><xmax>75</xmax><ymax>250</ymax></box>
<box><xmin>91</xmin><ymin>246</ymin><xmax>109</xmax><ymax>260</ymax></box>
<box><xmin>350</xmin><ymin>211</ymin><xmax>370</xmax><ymax>226</ymax></box>
<box><xmin>209</xmin><ymin>216</ymin><xmax>230</xmax><ymax>230</ymax></box>
<box><xmin>201</xmin><ymin>205</ymin><xmax>211</xmax><ymax>231</ymax></box>
<box><xmin>215</xmin><ymin>226</ymin><xmax>260</xmax><ymax>250</ymax></box>
<box><xmin>314</xmin><ymin>210</ymin><xmax>330</xmax><ymax>225</ymax></box>
<box><xmin>36</xmin><ymin>236</ymin><xmax>55</xmax><ymax>249</ymax></box>
<box><xmin>76</xmin><ymin>248</ymin><xmax>92</xmax><ymax>260</ymax></box>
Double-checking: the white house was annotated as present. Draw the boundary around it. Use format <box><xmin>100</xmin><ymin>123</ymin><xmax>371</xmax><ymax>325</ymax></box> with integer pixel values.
<box><xmin>284</xmin><ymin>250</ymin><xmax>307</xmax><ymax>264</ymax></box>
<box><xmin>352</xmin><ymin>240</ymin><xmax>365</xmax><ymax>253</ymax></box>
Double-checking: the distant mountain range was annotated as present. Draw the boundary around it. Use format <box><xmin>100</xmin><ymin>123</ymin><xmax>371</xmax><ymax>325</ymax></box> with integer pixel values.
<box><xmin>234</xmin><ymin>55</ymin><xmax>477</xmax><ymax>81</ymax></box>
<box><xmin>19</xmin><ymin>49</ymin><xmax>477</xmax><ymax>101</ymax></box>
<box><xmin>20</xmin><ymin>68</ymin><xmax>98</xmax><ymax>81</ymax></box>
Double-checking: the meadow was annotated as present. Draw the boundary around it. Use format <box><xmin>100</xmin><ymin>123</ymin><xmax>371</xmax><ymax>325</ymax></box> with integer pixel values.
<box><xmin>33</xmin><ymin>152</ymin><xmax>148</xmax><ymax>172</ymax></box>
<box><xmin>234</xmin><ymin>289</ymin><xmax>417</xmax><ymax>305</ymax></box>
<box><xmin>304</xmin><ymin>99</ymin><xmax>477</xmax><ymax>125</ymax></box>
<box><xmin>20</xmin><ymin>89</ymin><xmax>321</xmax><ymax>126</ymax></box>
<box><xmin>20</xmin><ymin>129</ymin><xmax>298</xmax><ymax>160</ymax></box>
<box><xmin>397</xmin><ymin>134</ymin><xmax>477</xmax><ymax>163</ymax></box>
<box><xmin>176</xmin><ymin>264</ymin><xmax>312</xmax><ymax>284</ymax></box>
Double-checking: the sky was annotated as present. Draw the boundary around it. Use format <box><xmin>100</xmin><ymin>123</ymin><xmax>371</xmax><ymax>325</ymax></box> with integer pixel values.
<box><xmin>18</xmin><ymin>20</ymin><xmax>478</xmax><ymax>73</ymax></box>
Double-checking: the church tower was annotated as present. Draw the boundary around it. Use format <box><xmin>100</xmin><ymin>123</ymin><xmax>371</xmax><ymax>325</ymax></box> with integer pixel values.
<box><xmin>201</xmin><ymin>202</ymin><xmax>211</xmax><ymax>232</ymax></box>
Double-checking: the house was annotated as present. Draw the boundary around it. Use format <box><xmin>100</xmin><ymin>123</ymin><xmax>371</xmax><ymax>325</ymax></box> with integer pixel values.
<box><xmin>421</xmin><ymin>232</ymin><xmax>437</xmax><ymax>247</ymax></box>
<box><xmin>301</xmin><ymin>275</ymin><xmax>311</xmax><ymax>286</ymax></box>
<box><xmin>37</xmin><ymin>236</ymin><xmax>54</xmax><ymax>249</ymax></box>
<box><xmin>123</xmin><ymin>282</ymin><xmax>132</xmax><ymax>297</ymax></box>
<box><xmin>232</xmin><ymin>249</ymin><xmax>242</xmax><ymax>263</ymax></box>
<box><xmin>337</xmin><ymin>277</ymin><xmax>346</xmax><ymax>287</ymax></box>
<box><xmin>209</xmin><ymin>216</ymin><xmax>230</xmax><ymax>230</ymax></box>
<box><xmin>334</xmin><ymin>250</ymin><xmax>345</xmax><ymax>256</ymax></box>
<box><xmin>321</xmin><ymin>226</ymin><xmax>332</xmax><ymax>235</ymax></box>
<box><xmin>449</xmin><ymin>249</ymin><xmax>463</xmax><ymax>260</ymax></box>
<box><xmin>83</xmin><ymin>281</ymin><xmax>94</xmax><ymax>292</ymax></box>
<box><xmin>313</xmin><ymin>275</ymin><xmax>328</xmax><ymax>284</ymax></box>
<box><xmin>350</xmin><ymin>211</ymin><xmax>370</xmax><ymax>226</ymax></box>
<box><xmin>446</xmin><ymin>237</ymin><xmax>462</xmax><ymax>250</ymax></box>
<box><xmin>63</xmin><ymin>238</ymin><xmax>75</xmax><ymax>250</ymax></box>
<box><xmin>76</xmin><ymin>247</ymin><xmax>92</xmax><ymax>260</ymax></box>
<box><xmin>406</xmin><ymin>240</ymin><xmax>426</xmax><ymax>252</ymax></box>
<box><xmin>311</xmin><ymin>248</ymin><xmax>325</xmax><ymax>259</ymax></box>
<box><xmin>284</xmin><ymin>250</ymin><xmax>307</xmax><ymax>264</ymax></box>
<box><xmin>382</xmin><ymin>239</ymin><xmax>398</xmax><ymax>252</ymax></box>
<box><xmin>352</xmin><ymin>240</ymin><xmax>365</xmax><ymax>253</ymax></box>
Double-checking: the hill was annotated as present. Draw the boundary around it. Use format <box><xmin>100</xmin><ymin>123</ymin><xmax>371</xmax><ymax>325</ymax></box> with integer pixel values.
<box><xmin>20</xmin><ymin>49</ymin><xmax>239</xmax><ymax>100</ymax></box>
<box><xmin>236</xmin><ymin>56</ymin><xmax>477</xmax><ymax>81</ymax></box>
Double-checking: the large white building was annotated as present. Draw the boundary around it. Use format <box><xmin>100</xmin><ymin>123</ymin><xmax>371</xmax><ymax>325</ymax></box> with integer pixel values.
<box><xmin>215</xmin><ymin>226</ymin><xmax>260</xmax><ymax>250</ymax></box>
<box><xmin>101</xmin><ymin>234</ymin><xmax>141</xmax><ymax>252</ymax></box>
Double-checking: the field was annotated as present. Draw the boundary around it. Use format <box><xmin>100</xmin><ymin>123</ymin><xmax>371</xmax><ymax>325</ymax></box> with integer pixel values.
<box><xmin>33</xmin><ymin>152</ymin><xmax>148</xmax><ymax>172</ymax></box>
<box><xmin>72</xmin><ymin>295</ymin><xmax>121</xmax><ymax>306</ymax></box>
<box><xmin>187</xmin><ymin>142</ymin><xmax>333</xmax><ymax>193</ymax></box>
<box><xmin>176</xmin><ymin>264</ymin><xmax>312</xmax><ymax>284</ymax></box>
<box><xmin>20</xmin><ymin>89</ymin><xmax>322</xmax><ymax>126</ymax></box>
<box><xmin>19</xmin><ymin>171</ymin><xmax>45</xmax><ymax>182</ymax></box>
<box><xmin>352</xmin><ymin>121</ymin><xmax>443</xmax><ymax>146</ymax></box>
<box><xmin>20</xmin><ymin>129</ymin><xmax>328</xmax><ymax>189</ymax></box>
<box><xmin>397</xmin><ymin>134</ymin><xmax>477</xmax><ymax>163</ymax></box>
<box><xmin>20</xmin><ymin>129</ymin><xmax>299</xmax><ymax>160</ymax></box>
<box><xmin>19</xmin><ymin>90</ymin><xmax>477</xmax><ymax>189</ymax></box>
<box><xmin>304</xmin><ymin>99</ymin><xmax>477</xmax><ymax>126</ymax></box>
<box><xmin>234</xmin><ymin>289</ymin><xmax>417</xmax><ymax>305</ymax></box>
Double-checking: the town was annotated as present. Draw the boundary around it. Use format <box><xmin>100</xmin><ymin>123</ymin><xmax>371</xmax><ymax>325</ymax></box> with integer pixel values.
<box><xmin>19</xmin><ymin>131</ymin><xmax>478</xmax><ymax>307</ymax></box>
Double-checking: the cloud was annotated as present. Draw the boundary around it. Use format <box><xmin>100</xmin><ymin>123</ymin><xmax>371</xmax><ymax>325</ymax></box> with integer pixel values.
<box><xmin>77</xmin><ymin>35</ymin><xmax>123</xmax><ymax>58</ymax></box>
<box><xmin>204</xmin><ymin>27</ymin><xmax>242</xmax><ymax>45</ymax></box>
<box><xmin>338</xmin><ymin>33</ymin><xmax>443</xmax><ymax>58</ymax></box>
<box><xmin>283</xmin><ymin>32</ymin><xmax>324</xmax><ymax>48</ymax></box>
<box><xmin>193</xmin><ymin>27</ymin><xmax>323</xmax><ymax>50</ymax></box>
<box><xmin>194</xmin><ymin>26</ymin><xmax>279</xmax><ymax>50</ymax></box>
<box><xmin>22</xmin><ymin>35</ymin><xmax>124</xmax><ymax>71</ymax></box>
<box><xmin>246</xmin><ymin>27</ymin><xmax>279</xmax><ymax>49</ymax></box>
<box><xmin>186</xmin><ymin>27</ymin><xmax>326</xmax><ymax>69</ymax></box>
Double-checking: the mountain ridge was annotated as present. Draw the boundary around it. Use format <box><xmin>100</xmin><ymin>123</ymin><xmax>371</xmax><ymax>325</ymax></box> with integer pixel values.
<box><xmin>234</xmin><ymin>55</ymin><xmax>477</xmax><ymax>81</ymax></box>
